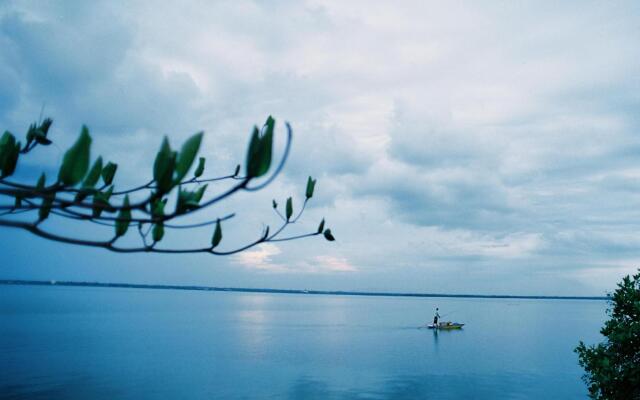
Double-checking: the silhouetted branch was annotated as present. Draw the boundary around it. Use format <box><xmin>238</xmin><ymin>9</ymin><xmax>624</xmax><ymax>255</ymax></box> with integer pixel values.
<box><xmin>0</xmin><ymin>116</ymin><xmax>334</xmax><ymax>255</ymax></box>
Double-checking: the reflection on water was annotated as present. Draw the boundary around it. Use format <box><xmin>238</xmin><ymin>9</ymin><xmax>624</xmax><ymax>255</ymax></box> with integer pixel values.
<box><xmin>286</xmin><ymin>373</ymin><xmax>553</xmax><ymax>400</ymax></box>
<box><xmin>1</xmin><ymin>286</ymin><xmax>606</xmax><ymax>399</ymax></box>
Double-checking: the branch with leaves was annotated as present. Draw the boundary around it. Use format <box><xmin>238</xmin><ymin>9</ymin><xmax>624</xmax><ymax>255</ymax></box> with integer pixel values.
<box><xmin>0</xmin><ymin>116</ymin><xmax>335</xmax><ymax>255</ymax></box>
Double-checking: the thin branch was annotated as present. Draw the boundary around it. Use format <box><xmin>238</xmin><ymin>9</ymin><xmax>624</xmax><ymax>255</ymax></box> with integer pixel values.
<box><xmin>0</xmin><ymin>119</ymin><xmax>329</xmax><ymax>256</ymax></box>
<box><xmin>165</xmin><ymin>215</ymin><xmax>236</xmax><ymax>229</ymax></box>
<box><xmin>0</xmin><ymin>216</ymin><xmax>319</xmax><ymax>256</ymax></box>
<box><xmin>273</xmin><ymin>207</ymin><xmax>287</xmax><ymax>222</ymax></box>
<box><xmin>291</xmin><ymin>199</ymin><xmax>308</xmax><ymax>223</ymax></box>
<box><xmin>111</xmin><ymin>180</ymin><xmax>153</xmax><ymax>195</ymax></box>
<box><xmin>269</xmin><ymin>232</ymin><xmax>321</xmax><ymax>242</ymax></box>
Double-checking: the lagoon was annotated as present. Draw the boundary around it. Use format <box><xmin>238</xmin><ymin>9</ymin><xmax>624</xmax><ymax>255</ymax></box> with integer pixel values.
<box><xmin>0</xmin><ymin>285</ymin><xmax>605</xmax><ymax>399</ymax></box>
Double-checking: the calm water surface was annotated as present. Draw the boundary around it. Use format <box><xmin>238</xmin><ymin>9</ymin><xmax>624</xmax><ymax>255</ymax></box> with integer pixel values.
<box><xmin>0</xmin><ymin>285</ymin><xmax>606</xmax><ymax>399</ymax></box>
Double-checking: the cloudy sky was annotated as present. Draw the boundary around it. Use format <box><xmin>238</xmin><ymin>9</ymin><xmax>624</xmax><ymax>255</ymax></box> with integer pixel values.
<box><xmin>1</xmin><ymin>1</ymin><xmax>639</xmax><ymax>296</ymax></box>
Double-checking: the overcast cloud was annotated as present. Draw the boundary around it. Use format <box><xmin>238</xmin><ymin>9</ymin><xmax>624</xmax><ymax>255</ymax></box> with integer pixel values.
<box><xmin>1</xmin><ymin>0</ymin><xmax>639</xmax><ymax>295</ymax></box>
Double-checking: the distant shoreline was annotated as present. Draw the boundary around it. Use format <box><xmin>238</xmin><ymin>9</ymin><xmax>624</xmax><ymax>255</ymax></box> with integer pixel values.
<box><xmin>0</xmin><ymin>279</ymin><xmax>609</xmax><ymax>301</ymax></box>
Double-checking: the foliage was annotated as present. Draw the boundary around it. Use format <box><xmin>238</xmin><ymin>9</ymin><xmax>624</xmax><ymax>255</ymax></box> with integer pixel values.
<box><xmin>575</xmin><ymin>270</ymin><xmax>640</xmax><ymax>399</ymax></box>
<box><xmin>0</xmin><ymin>117</ymin><xmax>335</xmax><ymax>255</ymax></box>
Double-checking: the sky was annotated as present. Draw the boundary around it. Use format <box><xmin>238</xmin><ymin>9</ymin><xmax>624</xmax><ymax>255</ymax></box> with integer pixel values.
<box><xmin>1</xmin><ymin>1</ymin><xmax>639</xmax><ymax>296</ymax></box>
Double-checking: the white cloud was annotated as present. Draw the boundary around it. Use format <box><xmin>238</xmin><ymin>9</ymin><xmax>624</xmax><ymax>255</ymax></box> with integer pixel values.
<box><xmin>1</xmin><ymin>0</ymin><xmax>639</xmax><ymax>295</ymax></box>
<box><xmin>232</xmin><ymin>243</ymin><xmax>285</xmax><ymax>272</ymax></box>
<box><xmin>233</xmin><ymin>244</ymin><xmax>357</xmax><ymax>274</ymax></box>
<box><xmin>302</xmin><ymin>256</ymin><xmax>358</xmax><ymax>273</ymax></box>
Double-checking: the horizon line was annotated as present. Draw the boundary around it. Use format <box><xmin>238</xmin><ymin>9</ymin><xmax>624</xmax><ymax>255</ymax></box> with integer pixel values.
<box><xmin>0</xmin><ymin>279</ymin><xmax>609</xmax><ymax>301</ymax></box>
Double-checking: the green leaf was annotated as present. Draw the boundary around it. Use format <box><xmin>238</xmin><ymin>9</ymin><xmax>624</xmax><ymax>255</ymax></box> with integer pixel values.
<box><xmin>32</xmin><ymin>119</ymin><xmax>53</xmax><ymax>146</ymax></box>
<box><xmin>286</xmin><ymin>197</ymin><xmax>293</xmax><ymax>221</ymax></box>
<box><xmin>317</xmin><ymin>219</ymin><xmax>325</xmax><ymax>234</ymax></box>
<box><xmin>36</xmin><ymin>173</ymin><xmax>46</xmax><ymax>190</ymax></box>
<box><xmin>0</xmin><ymin>132</ymin><xmax>20</xmax><ymax>178</ymax></box>
<box><xmin>175</xmin><ymin>132</ymin><xmax>203</xmax><ymax>183</ymax></box>
<box><xmin>245</xmin><ymin>116</ymin><xmax>275</xmax><ymax>178</ymax></box>
<box><xmin>154</xmin><ymin>137</ymin><xmax>171</xmax><ymax>180</ymax></box>
<box><xmin>175</xmin><ymin>189</ymin><xmax>192</xmax><ymax>214</ymax></box>
<box><xmin>3</xmin><ymin>141</ymin><xmax>20</xmax><ymax>178</ymax></box>
<box><xmin>305</xmin><ymin>176</ymin><xmax>316</xmax><ymax>199</ymax></box>
<box><xmin>151</xmin><ymin>198</ymin><xmax>167</xmax><ymax>217</ymax></box>
<box><xmin>194</xmin><ymin>157</ymin><xmax>205</xmax><ymax>178</ymax></box>
<box><xmin>323</xmin><ymin>229</ymin><xmax>335</xmax><ymax>241</ymax></box>
<box><xmin>194</xmin><ymin>184</ymin><xmax>207</xmax><ymax>202</ymax></box>
<box><xmin>152</xmin><ymin>222</ymin><xmax>165</xmax><ymax>242</ymax></box>
<box><xmin>83</xmin><ymin>156</ymin><xmax>103</xmax><ymax>188</ymax></box>
<box><xmin>92</xmin><ymin>186</ymin><xmax>114</xmax><ymax>218</ymax></box>
<box><xmin>261</xmin><ymin>116</ymin><xmax>275</xmax><ymax>167</ymax></box>
<box><xmin>0</xmin><ymin>131</ymin><xmax>14</xmax><ymax>168</ymax></box>
<box><xmin>101</xmin><ymin>162</ymin><xmax>118</xmax><ymax>185</ymax></box>
<box><xmin>25</xmin><ymin>123</ymin><xmax>36</xmax><ymax>147</ymax></box>
<box><xmin>245</xmin><ymin>126</ymin><xmax>260</xmax><ymax>177</ymax></box>
<box><xmin>58</xmin><ymin>126</ymin><xmax>92</xmax><ymax>186</ymax></box>
<box><xmin>39</xmin><ymin>195</ymin><xmax>53</xmax><ymax>221</ymax></box>
<box><xmin>39</xmin><ymin>118</ymin><xmax>53</xmax><ymax>136</ymax></box>
<box><xmin>153</xmin><ymin>137</ymin><xmax>176</xmax><ymax>193</ymax></box>
<box><xmin>211</xmin><ymin>219</ymin><xmax>222</xmax><ymax>248</ymax></box>
<box><xmin>32</xmin><ymin>129</ymin><xmax>51</xmax><ymax>145</ymax></box>
<box><xmin>36</xmin><ymin>174</ymin><xmax>53</xmax><ymax>221</ymax></box>
<box><xmin>175</xmin><ymin>185</ymin><xmax>206</xmax><ymax>214</ymax></box>
<box><xmin>115</xmin><ymin>195</ymin><xmax>132</xmax><ymax>237</ymax></box>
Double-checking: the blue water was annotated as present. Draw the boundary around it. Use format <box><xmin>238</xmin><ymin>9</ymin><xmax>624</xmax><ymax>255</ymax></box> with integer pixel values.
<box><xmin>0</xmin><ymin>285</ymin><xmax>606</xmax><ymax>399</ymax></box>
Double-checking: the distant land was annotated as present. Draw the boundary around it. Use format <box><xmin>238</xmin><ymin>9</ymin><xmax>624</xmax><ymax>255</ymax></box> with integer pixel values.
<box><xmin>0</xmin><ymin>279</ymin><xmax>609</xmax><ymax>301</ymax></box>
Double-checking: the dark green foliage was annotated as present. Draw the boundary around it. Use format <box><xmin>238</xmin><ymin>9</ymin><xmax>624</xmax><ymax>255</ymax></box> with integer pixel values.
<box><xmin>101</xmin><ymin>162</ymin><xmax>118</xmax><ymax>185</ymax></box>
<box><xmin>246</xmin><ymin>116</ymin><xmax>274</xmax><ymax>178</ymax></box>
<box><xmin>286</xmin><ymin>197</ymin><xmax>293</xmax><ymax>221</ymax></box>
<box><xmin>92</xmin><ymin>186</ymin><xmax>114</xmax><ymax>218</ymax></box>
<box><xmin>38</xmin><ymin>118</ymin><xmax>53</xmax><ymax>137</ymax></box>
<box><xmin>175</xmin><ymin>185</ymin><xmax>207</xmax><ymax>214</ymax></box>
<box><xmin>194</xmin><ymin>157</ymin><xmax>205</xmax><ymax>178</ymax></box>
<box><xmin>175</xmin><ymin>132</ymin><xmax>203</xmax><ymax>183</ymax></box>
<box><xmin>0</xmin><ymin>131</ymin><xmax>20</xmax><ymax>178</ymax></box>
<box><xmin>0</xmin><ymin>132</ymin><xmax>15</xmax><ymax>171</ymax></box>
<box><xmin>153</xmin><ymin>132</ymin><xmax>203</xmax><ymax>192</ymax></box>
<box><xmin>38</xmin><ymin>196</ymin><xmax>53</xmax><ymax>221</ymax></box>
<box><xmin>26</xmin><ymin>118</ymin><xmax>53</xmax><ymax>148</ymax></box>
<box><xmin>153</xmin><ymin>137</ymin><xmax>176</xmax><ymax>194</ymax></box>
<box><xmin>83</xmin><ymin>156</ymin><xmax>103</xmax><ymax>188</ymax></box>
<box><xmin>575</xmin><ymin>270</ymin><xmax>640</xmax><ymax>399</ymax></box>
<box><xmin>152</xmin><ymin>222</ymin><xmax>164</xmax><ymax>242</ymax></box>
<box><xmin>151</xmin><ymin>198</ymin><xmax>167</xmax><ymax>217</ymax></box>
<box><xmin>36</xmin><ymin>173</ymin><xmax>53</xmax><ymax>221</ymax></box>
<box><xmin>323</xmin><ymin>229</ymin><xmax>335</xmax><ymax>241</ymax></box>
<box><xmin>30</xmin><ymin>126</ymin><xmax>52</xmax><ymax>145</ymax></box>
<box><xmin>115</xmin><ymin>195</ymin><xmax>131</xmax><ymax>237</ymax></box>
<box><xmin>58</xmin><ymin>126</ymin><xmax>91</xmax><ymax>186</ymax></box>
<box><xmin>35</xmin><ymin>173</ymin><xmax>45</xmax><ymax>191</ymax></box>
<box><xmin>0</xmin><ymin>116</ymin><xmax>332</xmax><ymax>255</ymax></box>
<box><xmin>211</xmin><ymin>219</ymin><xmax>222</xmax><ymax>248</ymax></box>
<box><xmin>306</xmin><ymin>176</ymin><xmax>316</xmax><ymax>199</ymax></box>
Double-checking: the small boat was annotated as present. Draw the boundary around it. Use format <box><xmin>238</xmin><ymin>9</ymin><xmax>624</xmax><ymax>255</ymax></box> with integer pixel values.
<box><xmin>427</xmin><ymin>322</ymin><xmax>464</xmax><ymax>330</ymax></box>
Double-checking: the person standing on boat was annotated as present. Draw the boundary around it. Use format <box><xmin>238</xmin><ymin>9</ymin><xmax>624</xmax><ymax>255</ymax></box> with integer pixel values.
<box><xmin>433</xmin><ymin>308</ymin><xmax>441</xmax><ymax>327</ymax></box>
